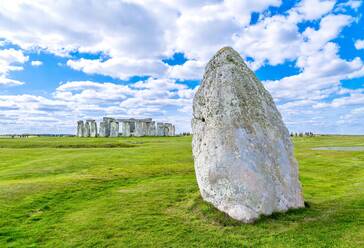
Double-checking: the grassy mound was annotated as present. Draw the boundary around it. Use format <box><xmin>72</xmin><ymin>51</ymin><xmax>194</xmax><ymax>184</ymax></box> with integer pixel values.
<box><xmin>0</xmin><ymin>136</ymin><xmax>363</xmax><ymax>247</ymax></box>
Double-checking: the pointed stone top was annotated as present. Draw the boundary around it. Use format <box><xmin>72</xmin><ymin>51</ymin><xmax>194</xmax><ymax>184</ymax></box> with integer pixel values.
<box><xmin>215</xmin><ymin>46</ymin><xmax>238</xmax><ymax>56</ymax></box>
<box><xmin>206</xmin><ymin>46</ymin><xmax>247</xmax><ymax>71</ymax></box>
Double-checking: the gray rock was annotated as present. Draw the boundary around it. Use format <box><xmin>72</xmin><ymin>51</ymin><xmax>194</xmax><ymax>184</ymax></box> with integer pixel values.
<box><xmin>121</xmin><ymin>121</ymin><xmax>131</xmax><ymax>137</ymax></box>
<box><xmin>88</xmin><ymin>120</ymin><xmax>97</xmax><ymax>137</ymax></box>
<box><xmin>99</xmin><ymin>122</ymin><xmax>107</xmax><ymax>137</ymax></box>
<box><xmin>84</xmin><ymin>121</ymin><xmax>90</xmax><ymax>137</ymax></box>
<box><xmin>103</xmin><ymin>117</ymin><xmax>114</xmax><ymax>137</ymax></box>
<box><xmin>192</xmin><ymin>47</ymin><xmax>304</xmax><ymax>223</ymax></box>
<box><xmin>110</xmin><ymin>121</ymin><xmax>119</xmax><ymax>137</ymax></box>
<box><xmin>77</xmin><ymin>121</ymin><xmax>84</xmax><ymax>137</ymax></box>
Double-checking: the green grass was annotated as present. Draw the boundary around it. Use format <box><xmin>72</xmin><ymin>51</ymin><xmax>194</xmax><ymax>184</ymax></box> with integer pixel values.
<box><xmin>0</xmin><ymin>136</ymin><xmax>363</xmax><ymax>247</ymax></box>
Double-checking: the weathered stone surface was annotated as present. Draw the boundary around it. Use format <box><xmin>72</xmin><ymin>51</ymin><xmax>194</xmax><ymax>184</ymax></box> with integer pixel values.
<box><xmin>110</xmin><ymin>121</ymin><xmax>119</xmax><ymax>137</ymax></box>
<box><xmin>192</xmin><ymin>47</ymin><xmax>304</xmax><ymax>223</ymax></box>
<box><xmin>99</xmin><ymin>122</ymin><xmax>107</xmax><ymax>137</ymax></box>
<box><xmin>103</xmin><ymin>117</ymin><xmax>113</xmax><ymax>137</ymax></box>
<box><xmin>77</xmin><ymin>117</ymin><xmax>174</xmax><ymax>138</ymax></box>
<box><xmin>171</xmin><ymin>125</ymin><xmax>176</xmax><ymax>136</ymax></box>
<box><xmin>88</xmin><ymin>120</ymin><xmax>97</xmax><ymax>137</ymax></box>
<box><xmin>134</xmin><ymin>121</ymin><xmax>144</xmax><ymax>137</ymax></box>
<box><xmin>149</xmin><ymin>121</ymin><xmax>156</xmax><ymax>136</ymax></box>
<box><xmin>77</xmin><ymin>121</ymin><xmax>84</xmax><ymax>137</ymax></box>
<box><xmin>156</xmin><ymin>123</ymin><xmax>164</xmax><ymax>136</ymax></box>
<box><xmin>121</xmin><ymin>121</ymin><xmax>131</xmax><ymax>137</ymax></box>
<box><xmin>84</xmin><ymin>121</ymin><xmax>90</xmax><ymax>137</ymax></box>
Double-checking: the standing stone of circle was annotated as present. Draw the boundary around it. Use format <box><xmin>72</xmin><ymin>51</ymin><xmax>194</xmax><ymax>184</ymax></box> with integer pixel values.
<box><xmin>149</xmin><ymin>121</ymin><xmax>156</xmax><ymax>136</ymax></box>
<box><xmin>122</xmin><ymin>121</ymin><xmax>131</xmax><ymax>137</ymax></box>
<box><xmin>84</xmin><ymin>121</ymin><xmax>90</xmax><ymax>137</ymax></box>
<box><xmin>99</xmin><ymin>121</ymin><xmax>107</xmax><ymax>137</ymax></box>
<box><xmin>171</xmin><ymin>125</ymin><xmax>175</xmax><ymax>136</ymax></box>
<box><xmin>156</xmin><ymin>123</ymin><xmax>164</xmax><ymax>136</ymax></box>
<box><xmin>88</xmin><ymin>120</ymin><xmax>97</xmax><ymax>137</ymax></box>
<box><xmin>110</xmin><ymin>121</ymin><xmax>119</xmax><ymax>137</ymax></box>
<box><xmin>77</xmin><ymin>121</ymin><xmax>84</xmax><ymax>137</ymax></box>
<box><xmin>165</xmin><ymin>123</ymin><xmax>174</xmax><ymax>136</ymax></box>
<box><xmin>103</xmin><ymin>117</ymin><xmax>114</xmax><ymax>137</ymax></box>
<box><xmin>192</xmin><ymin>47</ymin><xmax>304</xmax><ymax>223</ymax></box>
<box><xmin>134</xmin><ymin>120</ymin><xmax>144</xmax><ymax>137</ymax></box>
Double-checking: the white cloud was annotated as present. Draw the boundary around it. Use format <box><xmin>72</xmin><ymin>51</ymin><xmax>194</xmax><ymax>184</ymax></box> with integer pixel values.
<box><xmin>234</xmin><ymin>14</ymin><xmax>303</xmax><ymax>69</ymax></box>
<box><xmin>0</xmin><ymin>77</ymin><xmax>195</xmax><ymax>134</ymax></box>
<box><xmin>265</xmin><ymin>42</ymin><xmax>363</xmax><ymax>102</ymax></box>
<box><xmin>0</xmin><ymin>0</ymin><xmax>283</xmax><ymax>79</ymax></box>
<box><xmin>301</xmin><ymin>14</ymin><xmax>352</xmax><ymax>56</ymax></box>
<box><xmin>31</xmin><ymin>60</ymin><xmax>42</xmax><ymax>66</ymax></box>
<box><xmin>0</xmin><ymin>48</ymin><xmax>28</xmax><ymax>86</ymax></box>
<box><xmin>336</xmin><ymin>0</ymin><xmax>362</xmax><ymax>11</ymax></box>
<box><xmin>355</xmin><ymin>39</ymin><xmax>364</xmax><ymax>50</ymax></box>
<box><xmin>0</xmin><ymin>77</ymin><xmax>24</xmax><ymax>86</ymax></box>
<box><xmin>167</xmin><ymin>60</ymin><xmax>205</xmax><ymax>80</ymax></box>
<box><xmin>67</xmin><ymin>58</ymin><xmax>168</xmax><ymax>80</ymax></box>
<box><xmin>0</xmin><ymin>0</ymin><xmax>363</xmax><ymax>134</ymax></box>
<box><xmin>293</xmin><ymin>0</ymin><xmax>336</xmax><ymax>21</ymax></box>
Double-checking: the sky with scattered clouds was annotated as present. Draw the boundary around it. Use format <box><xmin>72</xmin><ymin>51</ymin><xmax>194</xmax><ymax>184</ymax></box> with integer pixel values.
<box><xmin>0</xmin><ymin>0</ymin><xmax>363</xmax><ymax>134</ymax></box>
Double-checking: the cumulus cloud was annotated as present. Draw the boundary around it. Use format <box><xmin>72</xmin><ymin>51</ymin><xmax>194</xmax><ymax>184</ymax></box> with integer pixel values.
<box><xmin>355</xmin><ymin>39</ymin><xmax>364</xmax><ymax>50</ymax></box>
<box><xmin>0</xmin><ymin>48</ymin><xmax>28</xmax><ymax>86</ymax></box>
<box><xmin>293</xmin><ymin>0</ymin><xmax>336</xmax><ymax>21</ymax></box>
<box><xmin>0</xmin><ymin>0</ymin><xmax>363</xmax><ymax>134</ymax></box>
<box><xmin>67</xmin><ymin>58</ymin><xmax>168</xmax><ymax>80</ymax></box>
<box><xmin>167</xmin><ymin>60</ymin><xmax>205</xmax><ymax>80</ymax></box>
<box><xmin>31</xmin><ymin>60</ymin><xmax>42</xmax><ymax>66</ymax></box>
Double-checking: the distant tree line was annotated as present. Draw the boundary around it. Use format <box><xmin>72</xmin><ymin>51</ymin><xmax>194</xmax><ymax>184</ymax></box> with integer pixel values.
<box><xmin>179</xmin><ymin>132</ymin><xmax>191</xmax><ymax>136</ymax></box>
<box><xmin>290</xmin><ymin>132</ymin><xmax>315</xmax><ymax>137</ymax></box>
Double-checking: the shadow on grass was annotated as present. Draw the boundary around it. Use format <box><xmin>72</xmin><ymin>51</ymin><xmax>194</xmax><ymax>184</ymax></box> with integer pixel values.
<box><xmin>188</xmin><ymin>194</ymin><xmax>315</xmax><ymax>226</ymax></box>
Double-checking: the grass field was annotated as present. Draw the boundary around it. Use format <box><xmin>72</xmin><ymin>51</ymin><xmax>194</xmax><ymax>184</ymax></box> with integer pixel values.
<box><xmin>0</xmin><ymin>136</ymin><xmax>363</xmax><ymax>247</ymax></box>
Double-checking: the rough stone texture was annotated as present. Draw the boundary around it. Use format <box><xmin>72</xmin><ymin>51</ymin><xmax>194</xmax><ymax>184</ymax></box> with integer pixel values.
<box><xmin>84</xmin><ymin>121</ymin><xmax>90</xmax><ymax>137</ymax></box>
<box><xmin>165</xmin><ymin>123</ymin><xmax>174</xmax><ymax>136</ymax></box>
<box><xmin>192</xmin><ymin>47</ymin><xmax>304</xmax><ymax>223</ymax></box>
<box><xmin>134</xmin><ymin>121</ymin><xmax>144</xmax><ymax>137</ymax></box>
<box><xmin>77</xmin><ymin>117</ymin><xmax>173</xmax><ymax>138</ymax></box>
<box><xmin>88</xmin><ymin>120</ymin><xmax>98</xmax><ymax>137</ymax></box>
<box><xmin>122</xmin><ymin>121</ymin><xmax>131</xmax><ymax>137</ymax></box>
<box><xmin>171</xmin><ymin>125</ymin><xmax>176</xmax><ymax>136</ymax></box>
<box><xmin>77</xmin><ymin>121</ymin><xmax>84</xmax><ymax>137</ymax></box>
<box><xmin>156</xmin><ymin>123</ymin><xmax>164</xmax><ymax>136</ymax></box>
<box><xmin>149</xmin><ymin>121</ymin><xmax>156</xmax><ymax>136</ymax></box>
<box><xmin>103</xmin><ymin>117</ymin><xmax>113</xmax><ymax>137</ymax></box>
<box><xmin>99</xmin><ymin>122</ymin><xmax>107</xmax><ymax>137</ymax></box>
<box><xmin>110</xmin><ymin>121</ymin><xmax>119</xmax><ymax>137</ymax></box>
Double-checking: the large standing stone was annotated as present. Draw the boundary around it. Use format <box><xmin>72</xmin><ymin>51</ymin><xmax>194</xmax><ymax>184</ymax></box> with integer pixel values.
<box><xmin>110</xmin><ymin>121</ymin><xmax>119</xmax><ymax>137</ymax></box>
<box><xmin>99</xmin><ymin>122</ymin><xmax>107</xmax><ymax>137</ymax></box>
<box><xmin>156</xmin><ymin>123</ymin><xmax>165</xmax><ymax>136</ymax></box>
<box><xmin>134</xmin><ymin>121</ymin><xmax>144</xmax><ymax>137</ymax></box>
<box><xmin>149</xmin><ymin>121</ymin><xmax>156</xmax><ymax>136</ymax></box>
<box><xmin>84</xmin><ymin>121</ymin><xmax>90</xmax><ymax>137</ymax></box>
<box><xmin>77</xmin><ymin>121</ymin><xmax>84</xmax><ymax>137</ymax></box>
<box><xmin>88</xmin><ymin>120</ymin><xmax>98</xmax><ymax>137</ymax></box>
<box><xmin>192</xmin><ymin>47</ymin><xmax>304</xmax><ymax>223</ymax></box>
<box><xmin>103</xmin><ymin>117</ymin><xmax>114</xmax><ymax>137</ymax></box>
<box><xmin>171</xmin><ymin>125</ymin><xmax>176</xmax><ymax>136</ymax></box>
<box><xmin>122</xmin><ymin>121</ymin><xmax>131</xmax><ymax>137</ymax></box>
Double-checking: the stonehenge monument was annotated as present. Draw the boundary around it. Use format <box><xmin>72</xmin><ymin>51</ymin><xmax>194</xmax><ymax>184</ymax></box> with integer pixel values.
<box><xmin>76</xmin><ymin>117</ymin><xmax>175</xmax><ymax>137</ymax></box>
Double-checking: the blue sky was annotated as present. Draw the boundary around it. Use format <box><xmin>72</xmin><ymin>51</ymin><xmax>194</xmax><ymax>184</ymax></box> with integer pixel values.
<box><xmin>0</xmin><ymin>0</ymin><xmax>364</xmax><ymax>134</ymax></box>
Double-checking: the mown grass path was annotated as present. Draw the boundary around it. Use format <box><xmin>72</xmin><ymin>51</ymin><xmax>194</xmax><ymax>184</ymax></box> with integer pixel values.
<box><xmin>0</xmin><ymin>136</ymin><xmax>363</xmax><ymax>247</ymax></box>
